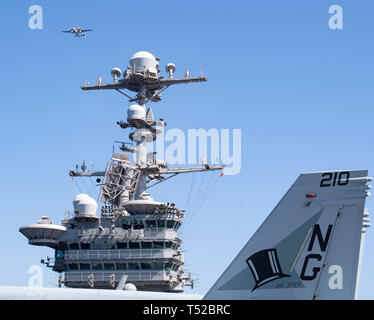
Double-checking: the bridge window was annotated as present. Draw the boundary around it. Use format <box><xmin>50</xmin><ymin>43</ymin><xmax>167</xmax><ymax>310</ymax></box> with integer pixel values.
<box><xmin>92</xmin><ymin>263</ymin><xmax>103</xmax><ymax>270</ymax></box>
<box><xmin>154</xmin><ymin>241</ymin><xmax>164</xmax><ymax>249</ymax></box>
<box><xmin>129</xmin><ymin>241</ymin><xmax>140</xmax><ymax>249</ymax></box>
<box><xmin>69</xmin><ymin>243</ymin><xmax>79</xmax><ymax>250</ymax></box>
<box><xmin>116</xmin><ymin>263</ymin><xmax>127</xmax><ymax>270</ymax></box>
<box><xmin>174</xmin><ymin>222</ymin><xmax>181</xmax><ymax>231</ymax></box>
<box><xmin>104</xmin><ymin>263</ymin><xmax>115</xmax><ymax>270</ymax></box>
<box><xmin>80</xmin><ymin>263</ymin><xmax>90</xmax><ymax>270</ymax></box>
<box><xmin>152</xmin><ymin>262</ymin><xmax>163</xmax><ymax>270</ymax></box>
<box><xmin>165</xmin><ymin>262</ymin><xmax>172</xmax><ymax>271</ymax></box>
<box><xmin>133</xmin><ymin>222</ymin><xmax>144</xmax><ymax>230</ymax></box>
<box><xmin>141</xmin><ymin>262</ymin><xmax>152</xmax><ymax>270</ymax></box>
<box><xmin>157</xmin><ymin>220</ymin><xmax>166</xmax><ymax>228</ymax></box>
<box><xmin>116</xmin><ymin>242</ymin><xmax>128</xmax><ymax>249</ymax></box>
<box><xmin>141</xmin><ymin>241</ymin><xmax>152</xmax><ymax>249</ymax></box>
<box><xmin>81</xmin><ymin>243</ymin><xmax>91</xmax><ymax>250</ymax></box>
<box><xmin>146</xmin><ymin>220</ymin><xmax>157</xmax><ymax>228</ymax></box>
<box><xmin>122</xmin><ymin>223</ymin><xmax>131</xmax><ymax>230</ymax></box>
<box><xmin>128</xmin><ymin>262</ymin><xmax>140</xmax><ymax>270</ymax></box>
<box><xmin>165</xmin><ymin>241</ymin><xmax>173</xmax><ymax>249</ymax></box>
<box><xmin>68</xmin><ymin>263</ymin><xmax>78</xmax><ymax>270</ymax></box>
<box><xmin>167</xmin><ymin>220</ymin><xmax>175</xmax><ymax>229</ymax></box>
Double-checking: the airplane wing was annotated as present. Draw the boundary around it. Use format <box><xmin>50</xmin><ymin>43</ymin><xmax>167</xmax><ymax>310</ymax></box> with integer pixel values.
<box><xmin>159</xmin><ymin>76</ymin><xmax>208</xmax><ymax>86</ymax></box>
<box><xmin>81</xmin><ymin>29</ymin><xmax>93</xmax><ymax>32</ymax></box>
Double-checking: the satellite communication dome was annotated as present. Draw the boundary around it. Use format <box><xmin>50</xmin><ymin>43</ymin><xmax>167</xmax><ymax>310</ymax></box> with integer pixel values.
<box><xmin>165</xmin><ymin>63</ymin><xmax>176</xmax><ymax>78</ymax></box>
<box><xmin>72</xmin><ymin>194</ymin><xmax>98</xmax><ymax>219</ymax></box>
<box><xmin>129</xmin><ymin>51</ymin><xmax>158</xmax><ymax>76</ymax></box>
<box><xmin>73</xmin><ymin>194</ymin><xmax>90</xmax><ymax>212</ymax></box>
<box><xmin>127</xmin><ymin>104</ymin><xmax>146</xmax><ymax>121</ymax></box>
<box><xmin>111</xmin><ymin>67</ymin><xmax>122</xmax><ymax>82</ymax></box>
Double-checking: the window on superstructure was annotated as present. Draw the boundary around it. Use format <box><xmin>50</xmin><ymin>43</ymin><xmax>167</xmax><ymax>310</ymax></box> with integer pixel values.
<box><xmin>174</xmin><ymin>222</ymin><xmax>181</xmax><ymax>231</ymax></box>
<box><xmin>81</xmin><ymin>243</ymin><xmax>90</xmax><ymax>250</ymax></box>
<box><xmin>129</xmin><ymin>241</ymin><xmax>140</xmax><ymax>249</ymax></box>
<box><xmin>165</xmin><ymin>241</ymin><xmax>173</xmax><ymax>249</ymax></box>
<box><xmin>104</xmin><ymin>263</ymin><xmax>115</xmax><ymax>270</ymax></box>
<box><xmin>69</xmin><ymin>243</ymin><xmax>79</xmax><ymax>250</ymax></box>
<box><xmin>116</xmin><ymin>242</ymin><xmax>128</xmax><ymax>249</ymax></box>
<box><xmin>122</xmin><ymin>223</ymin><xmax>131</xmax><ymax>230</ymax></box>
<box><xmin>167</xmin><ymin>220</ymin><xmax>175</xmax><ymax>229</ymax></box>
<box><xmin>116</xmin><ymin>263</ymin><xmax>127</xmax><ymax>270</ymax></box>
<box><xmin>68</xmin><ymin>263</ymin><xmax>78</xmax><ymax>270</ymax></box>
<box><xmin>146</xmin><ymin>220</ymin><xmax>157</xmax><ymax>228</ymax></box>
<box><xmin>92</xmin><ymin>263</ymin><xmax>103</xmax><ymax>270</ymax></box>
<box><xmin>128</xmin><ymin>262</ymin><xmax>140</xmax><ymax>270</ymax></box>
<box><xmin>152</xmin><ymin>262</ymin><xmax>163</xmax><ymax>270</ymax></box>
<box><xmin>141</xmin><ymin>241</ymin><xmax>152</xmax><ymax>249</ymax></box>
<box><xmin>154</xmin><ymin>241</ymin><xmax>164</xmax><ymax>249</ymax></box>
<box><xmin>157</xmin><ymin>220</ymin><xmax>166</xmax><ymax>228</ymax></box>
<box><xmin>165</xmin><ymin>262</ymin><xmax>172</xmax><ymax>271</ymax></box>
<box><xmin>80</xmin><ymin>263</ymin><xmax>90</xmax><ymax>270</ymax></box>
<box><xmin>141</xmin><ymin>262</ymin><xmax>152</xmax><ymax>270</ymax></box>
<box><xmin>133</xmin><ymin>222</ymin><xmax>144</xmax><ymax>230</ymax></box>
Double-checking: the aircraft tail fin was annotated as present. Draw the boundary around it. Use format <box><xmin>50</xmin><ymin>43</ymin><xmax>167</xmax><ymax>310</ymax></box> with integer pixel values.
<box><xmin>204</xmin><ymin>170</ymin><xmax>371</xmax><ymax>300</ymax></box>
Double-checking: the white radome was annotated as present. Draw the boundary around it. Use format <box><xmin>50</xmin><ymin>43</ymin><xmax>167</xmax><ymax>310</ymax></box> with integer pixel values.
<box><xmin>129</xmin><ymin>51</ymin><xmax>158</xmax><ymax>75</ymax></box>
<box><xmin>73</xmin><ymin>194</ymin><xmax>98</xmax><ymax>216</ymax></box>
<box><xmin>127</xmin><ymin>104</ymin><xmax>146</xmax><ymax>121</ymax></box>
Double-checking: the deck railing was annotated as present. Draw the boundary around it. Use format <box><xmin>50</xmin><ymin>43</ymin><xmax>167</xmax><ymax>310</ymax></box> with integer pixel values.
<box><xmin>65</xmin><ymin>248</ymin><xmax>183</xmax><ymax>261</ymax></box>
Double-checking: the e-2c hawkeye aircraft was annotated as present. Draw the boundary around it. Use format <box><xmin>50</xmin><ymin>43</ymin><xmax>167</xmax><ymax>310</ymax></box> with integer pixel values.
<box><xmin>62</xmin><ymin>27</ymin><xmax>92</xmax><ymax>38</ymax></box>
<box><xmin>0</xmin><ymin>169</ymin><xmax>371</xmax><ymax>300</ymax></box>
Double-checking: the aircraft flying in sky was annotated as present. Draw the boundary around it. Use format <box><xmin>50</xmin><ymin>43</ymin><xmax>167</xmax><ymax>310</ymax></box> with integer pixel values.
<box><xmin>62</xmin><ymin>27</ymin><xmax>92</xmax><ymax>38</ymax></box>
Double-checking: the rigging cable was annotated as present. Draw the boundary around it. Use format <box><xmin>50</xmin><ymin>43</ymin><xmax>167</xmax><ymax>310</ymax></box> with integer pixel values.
<box><xmin>183</xmin><ymin>170</ymin><xmax>222</xmax><ymax>243</ymax></box>
<box><xmin>183</xmin><ymin>170</ymin><xmax>212</xmax><ymax>238</ymax></box>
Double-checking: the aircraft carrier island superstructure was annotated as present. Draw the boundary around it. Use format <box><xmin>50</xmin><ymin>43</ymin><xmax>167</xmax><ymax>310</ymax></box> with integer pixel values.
<box><xmin>19</xmin><ymin>51</ymin><xmax>224</xmax><ymax>292</ymax></box>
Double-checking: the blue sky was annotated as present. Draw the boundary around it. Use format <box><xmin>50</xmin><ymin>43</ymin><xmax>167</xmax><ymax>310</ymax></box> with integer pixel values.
<box><xmin>0</xmin><ymin>1</ymin><xmax>373</xmax><ymax>298</ymax></box>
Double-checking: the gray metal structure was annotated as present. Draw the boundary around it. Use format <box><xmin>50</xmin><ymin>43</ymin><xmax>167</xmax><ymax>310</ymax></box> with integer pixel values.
<box><xmin>20</xmin><ymin>51</ymin><xmax>224</xmax><ymax>292</ymax></box>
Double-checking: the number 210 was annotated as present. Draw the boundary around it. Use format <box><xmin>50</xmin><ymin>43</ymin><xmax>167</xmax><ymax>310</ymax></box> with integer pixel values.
<box><xmin>320</xmin><ymin>172</ymin><xmax>350</xmax><ymax>187</ymax></box>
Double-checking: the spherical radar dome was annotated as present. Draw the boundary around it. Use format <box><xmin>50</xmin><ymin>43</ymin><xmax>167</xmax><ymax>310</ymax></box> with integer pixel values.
<box><xmin>129</xmin><ymin>51</ymin><xmax>158</xmax><ymax>76</ymax></box>
<box><xmin>73</xmin><ymin>194</ymin><xmax>90</xmax><ymax>212</ymax></box>
<box><xmin>72</xmin><ymin>193</ymin><xmax>98</xmax><ymax>217</ymax></box>
<box><xmin>130</xmin><ymin>51</ymin><xmax>157</xmax><ymax>61</ymax></box>
<box><xmin>127</xmin><ymin>104</ymin><xmax>146</xmax><ymax>121</ymax></box>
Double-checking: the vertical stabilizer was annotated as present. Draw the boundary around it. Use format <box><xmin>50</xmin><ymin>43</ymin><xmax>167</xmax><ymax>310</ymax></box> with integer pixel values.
<box><xmin>204</xmin><ymin>170</ymin><xmax>371</xmax><ymax>300</ymax></box>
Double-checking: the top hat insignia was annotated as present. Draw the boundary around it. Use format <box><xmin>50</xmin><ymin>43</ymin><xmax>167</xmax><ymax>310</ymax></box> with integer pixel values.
<box><xmin>246</xmin><ymin>248</ymin><xmax>290</xmax><ymax>291</ymax></box>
